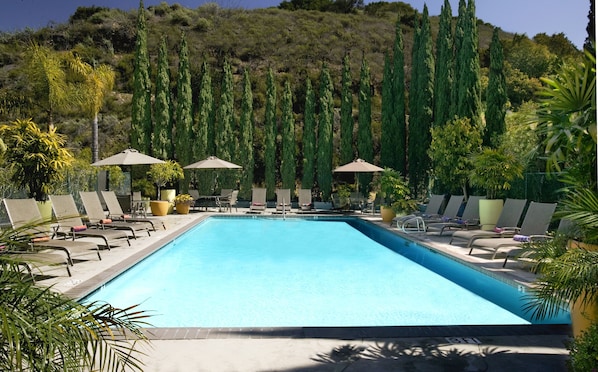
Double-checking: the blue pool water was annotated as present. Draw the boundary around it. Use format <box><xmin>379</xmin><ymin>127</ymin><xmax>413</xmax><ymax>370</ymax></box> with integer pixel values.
<box><xmin>83</xmin><ymin>217</ymin><xmax>570</xmax><ymax>327</ymax></box>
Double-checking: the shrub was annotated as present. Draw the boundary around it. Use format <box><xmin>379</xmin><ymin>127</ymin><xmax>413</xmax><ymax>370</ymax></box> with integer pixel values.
<box><xmin>567</xmin><ymin>322</ymin><xmax>598</xmax><ymax>371</ymax></box>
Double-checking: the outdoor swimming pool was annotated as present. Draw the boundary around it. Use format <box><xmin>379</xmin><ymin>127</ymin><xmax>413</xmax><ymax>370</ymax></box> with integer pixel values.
<box><xmin>83</xmin><ymin>216</ymin><xmax>570</xmax><ymax>328</ymax></box>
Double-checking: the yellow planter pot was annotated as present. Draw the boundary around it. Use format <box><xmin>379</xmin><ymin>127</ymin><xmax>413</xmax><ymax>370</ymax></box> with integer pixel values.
<box><xmin>175</xmin><ymin>203</ymin><xmax>191</xmax><ymax>215</ymax></box>
<box><xmin>568</xmin><ymin>240</ymin><xmax>598</xmax><ymax>337</ymax></box>
<box><xmin>150</xmin><ymin>200</ymin><xmax>170</xmax><ymax>216</ymax></box>
<box><xmin>36</xmin><ymin>200</ymin><xmax>53</xmax><ymax>221</ymax></box>
<box><xmin>380</xmin><ymin>206</ymin><xmax>396</xmax><ymax>223</ymax></box>
<box><xmin>478</xmin><ymin>199</ymin><xmax>504</xmax><ymax>231</ymax></box>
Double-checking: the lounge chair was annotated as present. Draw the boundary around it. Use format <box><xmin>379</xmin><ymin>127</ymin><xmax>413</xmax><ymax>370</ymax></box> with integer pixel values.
<box><xmin>49</xmin><ymin>194</ymin><xmax>131</xmax><ymax>250</ymax></box>
<box><xmin>426</xmin><ymin>195</ymin><xmax>485</xmax><ymax>235</ymax></box>
<box><xmin>220</xmin><ymin>190</ymin><xmax>238</xmax><ymax>212</ymax></box>
<box><xmin>449</xmin><ymin>198</ymin><xmax>528</xmax><ymax>247</ymax></box>
<box><xmin>101</xmin><ymin>190</ymin><xmax>164</xmax><ymax>230</ymax></box>
<box><xmin>79</xmin><ymin>191</ymin><xmax>151</xmax><ymax>239</ymax></box>
<box><xmin>502</xmin><ymin>219</ymin><xmax>574</xmax><ymax>268</ymax></box>
<box><xmin>3</xmin><ymin>198</ymin><xmax>101</xmax><ymax>265</ymax></box>
<box><xmin>297</xmin><ymin>189</ymin><xmax>312</xmax><ymax>213</ymax></box>
<box><xmin>1</xmin><ymin>250</ymin><xmax>71</xmax><ymax>278</ymax></box>
<box><xmin>391</xmin><ymin>194</ymin><xmax>445</xmax><ymax>226</ymax></box>
<box><xmin>397</xmin><ymin>195</ymin><xmax>464</xmax><ymax>231</ymax></box>
<box><xmin>468</xmin><ymin>201</ymin><xmax>557</xmax><ymax>259</ymax></box>
<box><xmin>274</xmin><ymin>189</ymin><xmax>292</xmax><ymax>214</ymax></box>
<box><xmin>248</xmin><ymin>188</ymin><xmax>267</xmax><ymax>214</ymax></box>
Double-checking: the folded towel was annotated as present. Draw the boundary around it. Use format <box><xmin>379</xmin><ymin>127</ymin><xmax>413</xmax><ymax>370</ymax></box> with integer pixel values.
<box><xmin>100</xmin><ymin>219</ymin><xmax>112</xmax><ymax>224</ymax></box>
<box><xmin>121</xmin><ymin>214</ymin><xmax>132</xmax><ymax>219</ymax></box>
<box><xmin>252</xmin><ymin>202</ymin><xmax>264</xmax><ymax>206</ymax></box>
<box><xmin>71</xmin><ymin>225</ymin><xmax>88</xmax><ymax>232</ymax></box>
<box><xmin>494</xmin><ymin>227</ymin><xmax>504</xmax><ymax>233</ymax></box>
<box><xmin>31</xmin><ymin>236</ymin><xmax>50</xmax><ymax>243</ymax></box>
<box><xmin>513</xmin><ymin>234</ymin><xmax>530</xmax><ymax>242</ymax></box>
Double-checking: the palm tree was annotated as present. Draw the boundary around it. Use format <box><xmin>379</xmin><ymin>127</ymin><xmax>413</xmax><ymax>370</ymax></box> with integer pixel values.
<box><xmin>0</xmin><ymin>226</ymin><xmax>151</xmax><ymax>371</ymax></box>
<box><xmin>67</xmin><ymin>55</ymin><xmax>115</xmax><ymax>163</ymax></box>
<box><xmin>525</xmin><ymin>51</ymin><xmax>598</xmax><ymax>336</ymax></box>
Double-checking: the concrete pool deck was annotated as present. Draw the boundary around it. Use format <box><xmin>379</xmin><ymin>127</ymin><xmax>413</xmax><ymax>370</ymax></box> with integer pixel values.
<box><xmin>36</xmin><ymin>208</ymin><xmax>571</xmax><ymax>371</ymax></box>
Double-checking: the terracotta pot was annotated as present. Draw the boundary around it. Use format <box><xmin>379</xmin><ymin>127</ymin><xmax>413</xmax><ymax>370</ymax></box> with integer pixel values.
<box><xmin>150</xmin><ymin>200</ymin><xmax>170</xmax><ymax>216</ymax></box>
<box><xmin>175</xmin><ymin>203</ymin><xmax>190</xmax><ymax>215</ymax></box>
<box><xmin>478</xmin><ymin>199</ymin><xmax>504</xmax><ymax>231</ymax></box>
<box><xmin>380</xmin><ymin>205</ymin><xmax>396</xmax><ymax>223</ymax></box>
<box><xmin>567</xmin><ymin>240</ymin><xmax>598</xmax><ymax>337</ymax></box>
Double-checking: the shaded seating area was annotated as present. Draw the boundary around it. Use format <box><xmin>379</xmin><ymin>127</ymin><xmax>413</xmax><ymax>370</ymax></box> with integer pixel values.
<box><xmin>49</xmin><ymin>194</ymin><xmax>131</xmax><ymax>250</ymax></box>
<box><xmin>426</xmin><ymin>195</ymin><xmax>485</xmax><ymax>235</ymax></box>
<box><xmin>3</xmin><ymin>198</ymin><xmax>101</xmax><ymax>265</ymax></box>
<box><xmin>468</xmin><ymin>201</ymin><xmax>558</xmax><ymax>259</ymax></box>
<box><xmin>79</xmin><ymin>191</ymin><xmax>151</xmax><ymax>239</ymax></box>
<box><xmin>220</xmin><ymin>190</ymin><xmax>239</xmax><ymax>212</ymax></box>
<box><xmin>449</xmin><ymin>198</ymin><xmax>528</xmax><ymax>248</ymax></box>
<box><xmin>101</xmin><ymin>190</ymin><xmax>164</xmax><ymax>230</ymax></box>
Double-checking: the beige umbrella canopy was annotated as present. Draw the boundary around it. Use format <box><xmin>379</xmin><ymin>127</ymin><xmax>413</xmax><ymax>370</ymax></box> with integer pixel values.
<box><xmin>333</xmin><ymin>158</ymin><xmax>384</xmax><ymax>173</ymax></box>
<box><xmin>333</xmin><ymin>158</ymin><xmax>384</xmax><ymax>193</ymax></box>
<box><xmin>183</xmin><ymin>156</ymin><xmax>242</xmax><ymax>170</ymax></box>
<box><xmin>184</xmin><ymin>156</ymin><xmax>242</xmax><ymax>193</ymax></box>
<box><xmin>91</xmin><ymin>148</ymin><xmax>165</xmax><ymax>166</ymax></box>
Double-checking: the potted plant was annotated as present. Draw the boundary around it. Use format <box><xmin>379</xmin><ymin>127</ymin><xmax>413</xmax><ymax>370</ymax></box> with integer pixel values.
<box><xmin>469</xmin><ymin>147</ymin><xmax>523</xmax><ymax>230</ymax></box>
<box><xmin>147</xmin><ymin>160</ymin><xmax>184</xmax><ymax>215</ymax></box>
<box><xmin>0</xmin><ymin>119</ymin><xmax>73</xmax><ymax>220</ymax></box>
<box><xmin>173</xmin><ymin>193</ymin><xmax>194</xmax><ymax>215</ymax></box>
<box><xmin>377</xmin><ymin>168</ymin><xmax>417</xmax><ymax>222</ymax></box>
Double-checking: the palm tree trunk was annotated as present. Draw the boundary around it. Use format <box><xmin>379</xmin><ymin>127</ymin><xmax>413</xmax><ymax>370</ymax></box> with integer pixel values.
<box><xmin>92</xmin><ymin>113</ymin><xmax>99</xmax><ymax>163</ymax></box>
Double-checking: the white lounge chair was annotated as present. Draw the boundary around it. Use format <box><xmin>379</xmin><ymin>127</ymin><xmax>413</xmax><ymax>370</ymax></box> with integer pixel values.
<box><xmin>248</xmin><ymin>188</ymin><xmax>267</xmax><ymax>214</ymax></box>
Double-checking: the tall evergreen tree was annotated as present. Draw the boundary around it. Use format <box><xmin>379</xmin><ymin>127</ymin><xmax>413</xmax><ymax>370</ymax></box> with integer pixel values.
<box><xmin>433</xmin><ymin>0</ymin><xmax>454</xmax><ymax>127</ymax></box>
<box><xmin>281</xmin><ymin>80</ymin><xmax>296</xmax><ymax>190</ymax></box>
<box><xmin>451</xmin><ymin>0</ymin><xmax>467</xmax><ymax>118</ymax></box>
<box><xmin>238</xmin><ymin>69</ymin><xmax>254</xmax><ymax>199</ymax></box>
<box><xmin>340</xmin><ymin>54</ymin><xmax>354</xmax><ymax>164</ymax></box>
<box><xmin>215</xmin><ymin>59</ymin><xmax>235</xmax><ymax>189</ymax></box>
<box><xmin>264</xmin><ymin>68</ymin><xmax>277</xmax><ymax>200</ymax></box>
<box><xmin>195</xmin><ymin>61</ymin><xmax>212</xmax><ymax>161</ymax></box>
<box><xmin>317</xmin><ymin>62</ymin><xmax>334</xmax><ymax>201</ymax></box>
<box><xmin>456</xmin><ymin>0</ymin><xmax>482</xmax><ymax>127</ymax></box>
<box><xmin>391</xmin><ymin>16</ymin><xmax>407</xmax><ymax>174</ymax></box>
<box><xmin>408</xmin><ymin>6</ymin><xmax>435</xmax><ymax>197</ymax></box>
<box><xmin>175</xmin><ymin>33</ymin><xmax>192</xmax><ymax>174</ymax></box>
<box><xmin>153</xmin><ymin>36</ymin><xmax>172</xmax><ymax>160</ymax></box>
<box><xmin>130</xmin><ymin>0</ymin><xmax>152</xmax><ymax>154</ymax></box>
<box><xmin>357</xmin><ymin>54</ymin><xmax>373</xmax><ymax>194</ymax></box>
<box><xmin>485</xmin><ymin>27</ymin><xmax>508</xmax><ymax>147</ymax></box>
<box><xmin>380</xmin><ymin>52</ymin><xmax>394</xmax><ymax>169</ymax></box>
<box><xmin>302</xmin><ymin>77</ymin><xmax>316</xmax><ymax>190</ymax></box>
<box><xmin>193</xmin><ymin>61</ymin><xmax>213</xmax><ymax>194</ymax></box>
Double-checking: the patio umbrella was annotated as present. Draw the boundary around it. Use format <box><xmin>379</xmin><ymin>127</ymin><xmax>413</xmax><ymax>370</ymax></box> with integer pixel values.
<box><xmin>91</xmin><ymin>148</ymin><xmax>165</xmax><ymax>194</ymax></box>
<box><xmin>333</xmin><ymin>158</ymin><xmax>384</xmax><ymax>193</ymax></box>
<box><xmin>184</xmin><ymin>156</ymin><xmax>242</xmax><ymax>193</ymax></box>
<box><xmin>91</xmin><ymin>148</ymin><xmax>165</xmax><ymax>166</ymax></box>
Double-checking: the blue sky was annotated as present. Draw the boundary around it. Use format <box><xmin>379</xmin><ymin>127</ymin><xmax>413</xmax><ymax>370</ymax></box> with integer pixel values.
<box><xmin>0</xmin><ymin>0</ymin><xmax>590</xmax><ymax>48</ymax></box>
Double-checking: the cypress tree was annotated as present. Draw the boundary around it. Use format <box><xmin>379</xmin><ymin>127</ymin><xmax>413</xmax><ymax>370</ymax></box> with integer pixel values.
<box><xmin>130</xmin><ymin>0</ymin><xmax>152</xmax><ymax>154</ymax></box>
<box><xmin>302</xmin><ymin>77</ymin><xmax>316</xmax><ymax>190</ymax></box>
<box><xmin>340</xmin><ymin>54</ymin><xmax>354</xmax><ymax>164</ymax></box>
<box><xmin>174</xmin><ymin>33</ymin><xmax>192</xmax><ymax>169</ymax></box>
<box><xmin>433</xmin><ymin>0</ymin><xmax>454</xmax><ymax>127</ymax></box>
<box><xmin>485</xmin><ymin>27</ymin><xmax>508</xmax><ymax>147</ymax></box>
<box><xmin>380</xmin><ymin>52</ymin><xmax>393</xmax><ymax>169</ymax></box>
<box><xmin>153</xmin><ymin>36</ymin><xmax>172</xmax><ymax>160</ymax></box>
<box><xmin>264</xmin><ymin>68</ymin><xmax>277</xmax><ymax>200</ymax></box>
<box><xmin>238</xmin><ymin>69</ymin><xmax>254</xmax><ymax>199</ymax></box>
<box><xmin>408</xmin><ymin>6</ymin><xmax>435</xmax><ymax>197</ymax></box>
<box><xmin>196</xmin><ymin>61</ymin><xmax>213</xmax><ymax>160</ymax></box>
<box><xmin>193</xmin><ymin>61</ymin><xmax>212</xmax><ymax>194</ymax></box>
<box><xmin>451</xmin><ymin>0</ymin><xmax>467</xmax><ymax>118</ymax></box>
<box><xmin>456</xmin><ymin>0</ymin><xmax>482</xmax><ymax>127</ymax></box>
<box><xmin>357</xmin><ymin>55</ymin><xmax>373</xmax><ymax>195</ymax></box>
<box><xmin>281</xmin><ymin>80</ymin><xmax>295</xmax><ymax>190</ymax></box>
<box><xmin>216</xmin><ymin>59</ymin><xmax>235</xmax><ymax>189</ymax></box>
<box><xmin>408</xmin><ymin>12</ymin><xmax>421</xmax><ymax>188</ymax></box>
<box><xmin>392</xmin><ymin>16</ymin><xmax>407</xmax><ymax>174</ymax></box>
<box><xmin>317</xmin><ymin>62</ymin><xmax>334</xmax><ymax>201</ymax></box>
